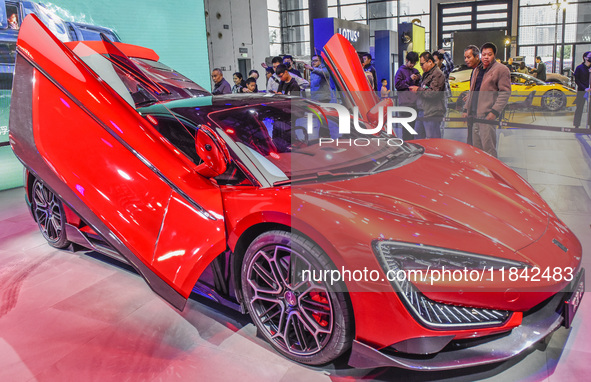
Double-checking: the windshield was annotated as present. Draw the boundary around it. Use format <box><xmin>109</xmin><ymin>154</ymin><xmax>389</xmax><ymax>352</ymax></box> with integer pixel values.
<box><xmin>511</xmin><ymin>73</ymin><xmax>545</xmax><ymax>86</ymax></box>
<box><xmin>207</xmin><ymin>100</ymin><xmax>423</xmax><ymax>183</ymax></box>
<box><xmin>75</xmin><ymin>24</ymin><xmax>120</xmax><ymax>42</ymax></box>
<box><xmin>29</xmin><ymin>2</ymin><xmax>70</xmax><ymax>42</ymax></box>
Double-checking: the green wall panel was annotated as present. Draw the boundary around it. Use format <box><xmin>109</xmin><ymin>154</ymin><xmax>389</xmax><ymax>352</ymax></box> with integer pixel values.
<box><xmin>1</xmin><ymin>1</ymin><xmax>210</xmax><ymax>190</ymax></box>
<box><xmin>0</xmin><ymin>146</ymin><xmax>22</xmax><ymax>190</ymax></box>
<box><xmin>45</xmin><ymin>0</ymin><xmax>211</xmax><ymax>90</ymax></box>
<box><xmin>0</xmin><ymin>88</ymin><xmax>20</xmax><ymax>190</ymax></box>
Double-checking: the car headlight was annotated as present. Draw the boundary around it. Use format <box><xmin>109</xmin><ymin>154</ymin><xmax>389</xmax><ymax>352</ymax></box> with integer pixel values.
<box><xmin>372</xmin><ymin>241</ymin><xmax>528</xmax><ymax>329</ymax></box>
<box><xmin>375</xmin><ymin>241</ymin><xmax>529</xmax><ymax>271</ymax></box>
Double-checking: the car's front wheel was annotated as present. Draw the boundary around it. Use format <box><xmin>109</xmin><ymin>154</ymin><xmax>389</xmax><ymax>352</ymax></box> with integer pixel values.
<box><xmin>241</xmin><ymin>230</ymin><xmax>353</xmax><ymax>365</ymax></box>
<box><xmin>32</xmin><ymin>179</ymin><xmax>69</xmax><ymax>249</ymax></box>
<box><xmin>541</xmin><ymin>89</ymin><xmax>566</xmax><ymax>111</ymax></box>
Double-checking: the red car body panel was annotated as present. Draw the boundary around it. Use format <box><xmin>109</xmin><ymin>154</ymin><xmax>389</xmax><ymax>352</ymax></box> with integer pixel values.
<box><xmin>15</xmin><ymin>15</ymin><xmax>227</xmax><ymax>301</ymax></box>
<box><xmin>64</xmin><ymin>40</ymin><xmax>160</xmax><ymax>61</ymax></box>
<box><xmin>10</xmin><ymin>15</ymin><xmax>584</xmax><ymax>369</ymax></box>
<box><xmin>221</xmin><ymin>184</ymin><xmax>526</xmax><ymax>347</ymax></box>
<box><xmin>154</xmin><ymin>191</ymin><xmax>226</xmax><ymax>293</ymax></box>
<box><xmin>32</xmin><ymin>70</ymin><xmax>172</xmax><ymax>259</ymax></box>
<box><xmin>321</xmin><ymin>33</ymin><xmax>395</xmax><ymax>124</ymax></box>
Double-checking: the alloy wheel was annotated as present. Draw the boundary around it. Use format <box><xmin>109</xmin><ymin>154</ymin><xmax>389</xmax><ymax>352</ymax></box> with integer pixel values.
<box><xmin>32</xmin><ymin>179</ymin><xmax>69</xmax><ymax>248</ymax></box>
<box><xmin>542</xmin><ymin>89</ymin><xmax>566</xmax><ymax>111</ymax></box>
<box><xmin>245</xmin><ymin>243</ymin><xmax>333</xmax><ymax>356</ymax></box>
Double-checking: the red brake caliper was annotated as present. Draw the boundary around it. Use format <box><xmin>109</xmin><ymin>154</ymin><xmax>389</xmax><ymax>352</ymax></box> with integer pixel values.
<box><xmin>310</xmin><ymin>291</ymin><xmax>330</xmax><ymax>327</ymax></box>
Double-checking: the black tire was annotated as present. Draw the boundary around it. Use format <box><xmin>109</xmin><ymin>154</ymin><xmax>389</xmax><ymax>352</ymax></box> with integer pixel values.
<box><xmin>241</xmin><ymin>230</ymin><xmax>353</xmax><ymax>365</ymax></box>
<box><xmin>541</xmin><ymin>89</ymin><xmax>566</xmax><ymax>111</ymax></box>
<box><xmin>32</xmin><ymin>179</ymin><xmax>69</xmax><ymax>249</ymax></box>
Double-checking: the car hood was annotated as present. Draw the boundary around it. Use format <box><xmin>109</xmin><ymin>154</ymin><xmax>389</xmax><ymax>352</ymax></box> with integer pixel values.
<box><xmin>316</xmin><ymin>141</ymin><xmax>550</xmax><ymax>255</ymax></box>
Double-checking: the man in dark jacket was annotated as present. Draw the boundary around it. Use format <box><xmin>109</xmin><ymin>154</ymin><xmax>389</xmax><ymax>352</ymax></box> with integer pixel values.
<box><xmin>211</xmin><ymin>68</ymin><xmax>231</xmax><ymax>95</ymax></box>
<box><xmin>573</xmin><ymin>51</ymin><xmax>591</xmax><ymax>128</ymax></box>
<box><xmin>410</xmin><ymin>52</ymin><xmax>446</xmax><ymax>138</ymax></box>
<box><xmin>534</xmin><ymin>56</ymin><xmax>547</xmax><ymax>82</ymax></box>
<box><xmin>395</xmin><ymin>52</ymin><xmax>420</xmax><ymax>141</ymax></box>
<box><xmin>276</xmin><ymin>64</ymin><xmax>301</xmax><ymax>96</ymax></box>
<box><xmin>463</xmin><ymin>45</ymin><xmax>481</xmax><ymax>145</ymax></box>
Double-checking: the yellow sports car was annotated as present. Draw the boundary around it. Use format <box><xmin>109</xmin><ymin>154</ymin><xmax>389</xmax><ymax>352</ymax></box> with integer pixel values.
<box><xmin>450</xmin><ymin>71</ymin><xmax>577</xmax><ymax>112</ymax></box>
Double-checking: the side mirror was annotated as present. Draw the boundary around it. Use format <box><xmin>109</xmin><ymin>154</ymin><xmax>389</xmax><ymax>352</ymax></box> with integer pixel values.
<box><xmin>195</xmin><ymin>125</ymin><xmax>230</xmax><ymax>178</ymax></box>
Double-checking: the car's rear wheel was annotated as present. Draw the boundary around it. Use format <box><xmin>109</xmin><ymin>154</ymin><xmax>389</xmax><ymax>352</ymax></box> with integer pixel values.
<box><xmin>32</xmin><ymin>179</ymin><xmax>69</xmax><ymax>249</ymax></box>
<box><xmin>541</xmin><ymin>89</ymin><xmax>566</xmax><ymax>111</ymax></box>
<box><xmin>241</xmin><ymin>230</ymin><xmax>353</xmax><ymax>365</ymax></box>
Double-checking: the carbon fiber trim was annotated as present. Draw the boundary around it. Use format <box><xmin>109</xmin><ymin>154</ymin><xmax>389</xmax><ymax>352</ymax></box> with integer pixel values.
<box><xmin>348</xmin><ymin>287</ymin><xmax>568</xmax><ymax>370</ymax></box>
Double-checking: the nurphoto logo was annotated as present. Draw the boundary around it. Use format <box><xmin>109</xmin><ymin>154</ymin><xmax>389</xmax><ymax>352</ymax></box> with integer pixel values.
<box><xmin>306</xmin><ymin>104</ymin><xmax>418</xmax><ymax>147</ymax></box>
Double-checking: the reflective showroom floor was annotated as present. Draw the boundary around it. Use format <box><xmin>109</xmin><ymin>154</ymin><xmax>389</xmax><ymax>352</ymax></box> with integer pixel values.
<box><xmin>0</xmin><ymin>127</ymin><xmax>590</xmax><ymax>381</ymax></box>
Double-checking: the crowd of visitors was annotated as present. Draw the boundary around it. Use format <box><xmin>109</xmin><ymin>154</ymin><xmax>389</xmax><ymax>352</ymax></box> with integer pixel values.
<box><xmin>211</xmin><ymin>68</ymin><xmax>260</xmax><ymax>95</ymax></box>
<box><xmin>210</xmin><ymin>43</ymin><xmax>590</xmax><ymax>156</ymax></box>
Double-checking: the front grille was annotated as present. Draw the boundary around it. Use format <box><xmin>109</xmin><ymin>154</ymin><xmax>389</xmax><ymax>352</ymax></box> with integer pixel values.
<box><xmin>386</xmin><ymin>259</ymin><xmax>511</xmax><ymax>329</ymax></box>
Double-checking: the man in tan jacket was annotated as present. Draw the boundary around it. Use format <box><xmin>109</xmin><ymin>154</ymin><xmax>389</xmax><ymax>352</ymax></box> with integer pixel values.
<box><xmin>462</xmin><ymin>42</ymin><xmax>511</xmax><ymax>157</ymax></box>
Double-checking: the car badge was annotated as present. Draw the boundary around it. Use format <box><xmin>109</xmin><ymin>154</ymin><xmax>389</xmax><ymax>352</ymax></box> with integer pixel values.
<box><xmin>552</xmin><ymin>239</ymin><xmax>568</xmax><ymax>253</ymax></box>
<box><xmin>285</xmin><ymin>291</ymin><xmax>297</xmax><ymax>307</ymax></box>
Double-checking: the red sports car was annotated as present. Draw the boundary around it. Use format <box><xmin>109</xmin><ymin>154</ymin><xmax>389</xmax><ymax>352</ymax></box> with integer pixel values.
<box><xmin>9</xmin><ymin>15</ymin><xmax>584</xmax><ymax>370</ymax></box>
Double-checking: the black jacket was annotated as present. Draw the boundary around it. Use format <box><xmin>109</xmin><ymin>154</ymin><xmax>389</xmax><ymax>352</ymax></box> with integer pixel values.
<box><xmin>574</xmin><ymin>63</ymin><xmax>591</xmax><ymax>92</ymax></box>
<box><xmin>277</xmin><ymin>78</ymin><xmax>301</xmax><ymax>96</ymax></box>
<box><xmin>535</xmin><ymin>62</ymin><xmax>547</xmax><ymax>82</ymax></box>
